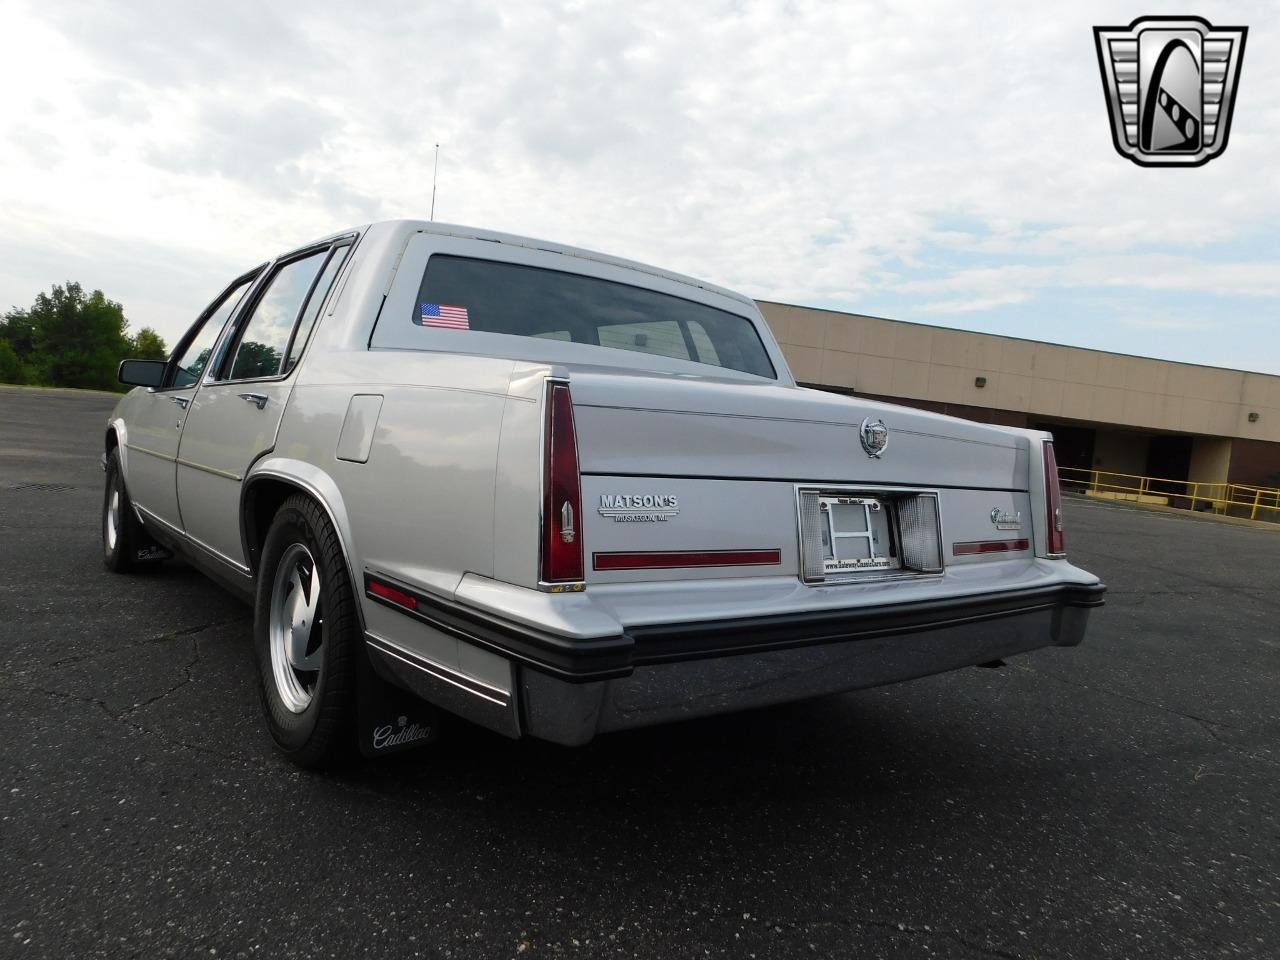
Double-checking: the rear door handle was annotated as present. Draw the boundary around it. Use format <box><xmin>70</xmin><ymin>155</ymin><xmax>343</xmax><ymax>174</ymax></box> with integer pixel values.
<box><xmin>169</xmin><ymin>395</ymin><xmax>190</xmax><ymax>409</ymax></box>
<box><xmin>239</xmin><ymin>393</ymin><xmax>268</xmax><ymax>410</ymax></box>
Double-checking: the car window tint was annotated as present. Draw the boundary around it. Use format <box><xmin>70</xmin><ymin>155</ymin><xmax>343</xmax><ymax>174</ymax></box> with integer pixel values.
<box><xmin>283</xmin><ymin>246</ymin><xmax>350</xmax><ymax>375</ymax></box>
<box><xmin>688</xmin><ymin>320</ymin><xmax>720</xmax><ymax>365</ymax></box>
<box><xmin>171</xmin><ymin>278</ymin><xmax>253</xmax><ymax>388</ymax></box>
<box><xmin>228</xmin><ymin>250</ymin><xmax>327</xmax><ymax>381</ymax></box>
<box><xmin>411</xmin><ymin>255</ymin><xmax>776</xmax><ymax>378</ymax></box>
<box><xmin>597</xmin><ymin>320</ymin><xmax>691</xmax><ymax>360</ymax></box>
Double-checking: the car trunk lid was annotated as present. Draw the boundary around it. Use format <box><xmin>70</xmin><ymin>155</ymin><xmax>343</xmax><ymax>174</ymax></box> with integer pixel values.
<box><xmin>566</xmin><ymin>366</ymin><xmax>1028</xmax><ymax>490</ymax></box>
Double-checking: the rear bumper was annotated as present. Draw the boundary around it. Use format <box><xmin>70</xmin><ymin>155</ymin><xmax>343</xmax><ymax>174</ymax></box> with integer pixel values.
<box><xmin>364</xmin><ymin>574</ymin><xmax>1105</xmax><ymax>746</ymax></box>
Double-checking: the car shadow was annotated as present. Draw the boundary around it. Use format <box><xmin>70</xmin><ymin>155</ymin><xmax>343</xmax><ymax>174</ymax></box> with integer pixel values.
<box><xmin>329</xmin><ymin>683</ymin><xmax>1025</xmax><ymax>817</ymax></box>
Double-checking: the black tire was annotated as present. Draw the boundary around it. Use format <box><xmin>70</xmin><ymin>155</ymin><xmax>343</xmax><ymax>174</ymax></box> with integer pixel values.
<box><xmin>102</xmin><ymin>448</ymin><xmax>158</xmax><ymax>573</ymax></box>
<box><xmin>254</xmin><ymin>494</ymin><xmax>359</xmax><ymax>768</ymax></box>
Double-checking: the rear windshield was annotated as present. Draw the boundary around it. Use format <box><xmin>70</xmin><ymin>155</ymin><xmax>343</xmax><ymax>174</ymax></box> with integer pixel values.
<box><xmin>410</xmin><ymin>255</ymin><xmax>776</xmax><ymax>378</ymax></box>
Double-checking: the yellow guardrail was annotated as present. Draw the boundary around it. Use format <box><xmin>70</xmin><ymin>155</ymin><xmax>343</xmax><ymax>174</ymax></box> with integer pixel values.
<box><xmin>1058</xmin><ymin>467</ymin><xmax>1280</xmax><ymax>524</ymax></box>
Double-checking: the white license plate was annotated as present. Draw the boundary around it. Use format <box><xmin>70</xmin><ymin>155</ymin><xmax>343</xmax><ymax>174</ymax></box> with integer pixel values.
<box><xmin>818</xmin><ymin>496</ymin><xmax>897</xmax><ymax>575</ymax></box>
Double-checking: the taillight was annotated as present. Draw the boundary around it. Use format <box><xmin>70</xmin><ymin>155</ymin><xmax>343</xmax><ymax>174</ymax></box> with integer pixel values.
<box><xmin>541</xmin><ymin>381</ymin><xmax>585</xmax><ymax>589</ymax></box>
<box><xmin>1043</xmin><ymin>441</ymin><xmax>1065</xmax><ymax>557</ymax></box>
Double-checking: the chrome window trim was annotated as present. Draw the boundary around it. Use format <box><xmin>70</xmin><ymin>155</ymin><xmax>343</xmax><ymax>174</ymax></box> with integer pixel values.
<box><xmin>208</xmin><ymin>235</ymin><xmax>358</xmax><ymax>388</ymax></box>
<box><xmin>156</xmin><ymin>265</ymin><xmax>267</xmax><ymax>394</ymax></box>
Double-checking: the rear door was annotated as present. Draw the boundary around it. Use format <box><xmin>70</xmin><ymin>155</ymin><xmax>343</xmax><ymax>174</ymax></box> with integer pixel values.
<box><xmin>175</xmin><ymin>242</ymin><xmax>351</xmax><ymax>568</ymax></box>
<box><xmin>123</xmin><ymin>272</ymin><xmax>257</xmax><ymax>530</ymax></box>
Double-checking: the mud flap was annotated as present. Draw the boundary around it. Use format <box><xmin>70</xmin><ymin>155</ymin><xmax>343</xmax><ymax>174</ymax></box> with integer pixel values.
<box><xmin>355</xmin><ymin>643</ymin><xmax>439</xmax><ymax>758</ymax></box>
<box><xmin>101</xmin><ymin>455</ymin><xmax>173</xmax><ymax>562</ymax></box>
<box><xmin>135</xmin><ymin>542</ymin><xmax>173</xmax><ymax>562</ymax></box>
<box><xmin>131</xmin><ymin>511</ymin><xmax>172</xmax><ymax>562</ymax></box>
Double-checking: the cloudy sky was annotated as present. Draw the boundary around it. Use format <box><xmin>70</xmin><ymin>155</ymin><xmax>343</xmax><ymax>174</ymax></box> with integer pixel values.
<box><xmin>1</xmin><ymin>0</ymin><xmax>1277</xmax><ymax>373</ymax></box>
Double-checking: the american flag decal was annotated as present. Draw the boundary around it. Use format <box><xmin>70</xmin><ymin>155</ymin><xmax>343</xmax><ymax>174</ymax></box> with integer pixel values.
<box><xmin>417</xmin><ymin>303</ymin><xmax>470</xmax><ymax>329</ymax></box>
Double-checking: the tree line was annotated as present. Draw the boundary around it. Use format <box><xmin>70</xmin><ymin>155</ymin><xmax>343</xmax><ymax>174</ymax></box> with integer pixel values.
<box><xmin>0</xmin><ymin>282</ymin><xmax>167</xmax><ymax>391</ymax></box>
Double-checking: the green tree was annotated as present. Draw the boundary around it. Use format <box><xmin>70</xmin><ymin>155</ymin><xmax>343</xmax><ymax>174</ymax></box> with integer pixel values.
<box><xmin>0</xmin><ymin>309</ymin><xmax>37</xmax><ymax>358</ymax></box>
<box><xmin>32</xmin><ymin>283</ymin><xmax>130</xmax><ymax>390</ymax></box>
<box><xmin>2</xmin><ymin>282</ymin><xmax>133</xmax><ymax>390</ymax></box>
<box><xmin>230</xmin><ymin>340</ymin><xmax>281</xmax><ymax>379</ymax></box>
<box><xmin>0</xmin><ymin>339</ymin><xmax>26</xmax><ymax>384</ymax></box>
<box><xmin>129</xmin><ymin>326</ymin><xmax>168</xmax><ymax>361</ymax></box>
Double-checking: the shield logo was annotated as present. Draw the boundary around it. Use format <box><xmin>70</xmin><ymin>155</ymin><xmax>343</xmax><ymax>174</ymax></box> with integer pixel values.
<box><xmin>859</xmin><ymin>418</ymin><xmax>889</xmax><ymax>458</ymax></box>
<box><xmin>1094</xmin><ymin>16</ymin><xmax>1247</xmax><ymax>167</ymax></box>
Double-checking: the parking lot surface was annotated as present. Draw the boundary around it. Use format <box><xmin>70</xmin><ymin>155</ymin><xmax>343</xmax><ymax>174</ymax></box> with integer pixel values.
<box><xmin>1</xmin><ymin>385</ymin><xmax>1278</xmax><ymax>960</ymax></box>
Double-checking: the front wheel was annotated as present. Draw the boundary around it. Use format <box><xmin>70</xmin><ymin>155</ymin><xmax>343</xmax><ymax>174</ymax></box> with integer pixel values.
<box><xmin>254</xmin><ymin>495</ymin><xmax>359</xmax><ymax>767</ymax></box>
<box><xmin>102</xmin><ymin>448</ymin><xmax>159</xmax><ymax>573</ymax></box>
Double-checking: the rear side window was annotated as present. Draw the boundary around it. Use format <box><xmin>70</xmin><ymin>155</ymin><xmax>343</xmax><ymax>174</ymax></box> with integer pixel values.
<box><xmin>226</xmin><ymin>249</ymin><xmax>328</xmax><ymax>381</ymax></box>
<box><xmin>410</xmin><ymin>255</ymin><xmax>775</xmax><ymax>378</ymax></box>
<box><xmin>284</xmin><ymin>245</ymin><xmax>350</xmax><ymax>375</ymax></box>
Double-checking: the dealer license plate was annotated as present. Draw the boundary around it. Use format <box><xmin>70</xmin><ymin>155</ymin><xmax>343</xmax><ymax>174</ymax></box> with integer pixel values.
<box><xmin>818</xmin><ymin>495</ymin><xmax>897</xmax><ymax>576</ymax></box>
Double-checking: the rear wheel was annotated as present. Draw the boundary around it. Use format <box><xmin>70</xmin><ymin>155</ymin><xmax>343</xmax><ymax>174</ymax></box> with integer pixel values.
<box><xmin>102</xmin><ymin>448</ymin><xmax>158</xmax><ymax>573</ymax></box>
<box><xmin>254</xmin><ymin>495</ymin><xmax>359</xmax><ymax>767</ymax></box>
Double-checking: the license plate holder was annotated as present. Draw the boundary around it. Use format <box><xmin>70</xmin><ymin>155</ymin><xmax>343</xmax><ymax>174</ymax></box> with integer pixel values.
<box><xmin>818</xmin><ymin>495</ymin><xmax>898</xmax><ymax>576</ymax></box>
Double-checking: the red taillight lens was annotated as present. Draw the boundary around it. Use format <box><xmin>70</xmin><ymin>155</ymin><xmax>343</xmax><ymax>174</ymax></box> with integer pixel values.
<box><xmin>541</xmin><ymin>382</ymin><xmax>585</xmax><ymax>586</ymax></box>
<box><xmin>1043</xmin><ymin>441</ymin><xmax>1065</xmax><ymax>556</ymax></box>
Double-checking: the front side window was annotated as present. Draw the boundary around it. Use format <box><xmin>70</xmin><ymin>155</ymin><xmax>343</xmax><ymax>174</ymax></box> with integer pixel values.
<box><xmin>226</xmin><ymin>249</ymin><xmax>327</xmax><ymax>381</ymax></box>
<box><xmin>170</xmin><ymin>277</ymin><xmax>254</xmax><ymax>388</ymax></box>
<box><xmin>410</xmin><ymin>255</ymin><xmax>776</xmax><ymax>378</ymax></box>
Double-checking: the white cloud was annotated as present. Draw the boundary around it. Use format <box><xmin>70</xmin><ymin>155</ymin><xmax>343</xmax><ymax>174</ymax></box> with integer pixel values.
<box><xmin>0</xmin><ymin>0</ymin><xmax>1277</xmax><ymax>371</ymax></box>
<box><xmin>898</xmin><ymin>256</ymin><xmax>1280</xmax><ymax>313</ymax></box>
<box><xmin>916</xmin><ymin>291</ymin><xmax>1036</xmax><ymax>315</ymax></box>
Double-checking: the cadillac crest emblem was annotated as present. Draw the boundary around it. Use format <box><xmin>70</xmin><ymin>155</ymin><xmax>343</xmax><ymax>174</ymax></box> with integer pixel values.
<box><xmin>1094</xmin><ymin>16</ymin><xmax>1247</xmax><ymax>167</ymax></box>
<box><xmin>859</xmin><ymin>418</ymin><xmax>889</xmax><ymax>459</ymax></box>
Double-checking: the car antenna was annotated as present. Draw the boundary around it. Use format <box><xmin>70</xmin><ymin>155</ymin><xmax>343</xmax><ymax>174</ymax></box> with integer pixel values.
<box><xmin>430</xmin><ymin>143</ymin><xmax>440</xmax><ymax>220</ymax></box>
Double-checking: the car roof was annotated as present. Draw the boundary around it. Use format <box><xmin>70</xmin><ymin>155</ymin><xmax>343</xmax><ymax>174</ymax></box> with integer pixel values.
<box><xmin>306</xmin><ymin>219</ymin><xmax>757</xmax><ymax>309</ymax></box>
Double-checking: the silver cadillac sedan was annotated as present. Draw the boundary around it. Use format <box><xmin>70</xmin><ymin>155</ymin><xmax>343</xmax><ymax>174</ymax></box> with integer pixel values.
<box><xmin>103</xmin><ymin>219</ymin><xmax>1105</xmax><ymax>766</ymax></box>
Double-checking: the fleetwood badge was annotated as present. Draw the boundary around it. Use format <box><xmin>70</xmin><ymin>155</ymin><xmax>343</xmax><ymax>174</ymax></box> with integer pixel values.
<box><xmin>990</xmin><ymin>507</ymin><xmax>1022</xmax><ymax>531</ymax></box>
<box><xmin>859</xmin><ymin>418</ymin><xmax>889</xmax><ymax>459</ymax></box>
<box><xmin>1094</xmin><ymin>16</ymin><xmax>1247</xmax><ymax>167</ymax></box>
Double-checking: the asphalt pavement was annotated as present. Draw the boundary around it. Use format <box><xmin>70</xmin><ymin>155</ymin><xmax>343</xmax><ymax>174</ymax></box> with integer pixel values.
<box><xmin>1</xmin><ymin>385</ymin><xmax>1277</xmax><ymax>960</ymax></box>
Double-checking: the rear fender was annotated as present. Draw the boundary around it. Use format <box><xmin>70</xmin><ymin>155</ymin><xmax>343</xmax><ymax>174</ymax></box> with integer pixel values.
<box><xmin>242</xmin><ymin>457</ymin><xmax>364</xmax><ymax>629</ymax></box>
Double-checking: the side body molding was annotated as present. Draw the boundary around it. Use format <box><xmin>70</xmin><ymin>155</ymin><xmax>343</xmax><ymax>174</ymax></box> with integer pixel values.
<box><xmin>242</xmin><ymin>457</ymin><xmax>365</xmax><ymax>630</ymax></box>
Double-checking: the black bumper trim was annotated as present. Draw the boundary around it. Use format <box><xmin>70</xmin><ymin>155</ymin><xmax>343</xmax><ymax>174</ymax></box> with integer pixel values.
<box><xmin>628</xmin><ymin>581</ymin><xmax>1106</xmax><ymax>666</ymax></box>
<box><xmin>363</xmin><ymin>570</ymin><xmax>1105</xmax><ymax>682</ymax></box>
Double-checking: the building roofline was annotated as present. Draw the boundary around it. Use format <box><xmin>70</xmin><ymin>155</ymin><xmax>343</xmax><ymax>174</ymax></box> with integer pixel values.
<box><xmin>756</xmin><ymin>298</ymin><xmax>1279</xmax><ymax>380</ymax></box>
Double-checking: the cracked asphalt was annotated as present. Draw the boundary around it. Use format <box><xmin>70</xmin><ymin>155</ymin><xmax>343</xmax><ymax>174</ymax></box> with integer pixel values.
<box><xmin>1</xmin><ymin>384</ymin><xmax>1278</xmax><ymax>960</ymax></box>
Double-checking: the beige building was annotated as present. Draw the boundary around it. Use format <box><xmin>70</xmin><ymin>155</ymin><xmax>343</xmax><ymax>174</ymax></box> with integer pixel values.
<box><xmin>757</xmin><ymin>301</ymin><xmax>1280</xmax><ymax>491</ymax></box>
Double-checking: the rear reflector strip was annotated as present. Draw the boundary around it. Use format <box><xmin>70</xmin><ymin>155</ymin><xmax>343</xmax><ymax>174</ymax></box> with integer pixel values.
<box><xmin>952</xmin><ymin>539</ymin><xmax>1030</xmax><ymax>556</ymax></box>
<box><xmin>368</xmin><ymin>579</ymin><xmax>418</xmax><ymax>610</ymax></box>
<box><xmin>593</xmin><ymin>549</ymin><xmax>782</xmax><ymax>571</ymax></box>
